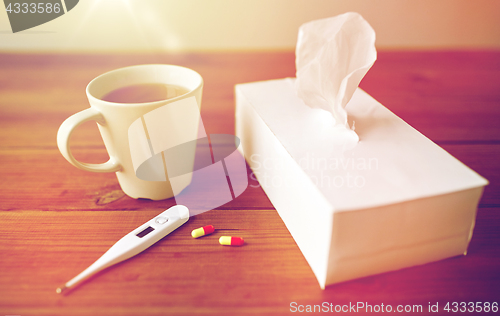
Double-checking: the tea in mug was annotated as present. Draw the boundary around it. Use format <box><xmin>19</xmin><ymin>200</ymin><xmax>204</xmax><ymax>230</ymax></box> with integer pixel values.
<box><xmin>101</xmin><ymin>83</ymin><xmax>190</xmax><ymax>104</ymax></box>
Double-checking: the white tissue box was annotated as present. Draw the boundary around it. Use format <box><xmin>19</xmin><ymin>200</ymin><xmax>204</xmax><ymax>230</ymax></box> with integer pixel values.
<box><xmin>235</xmin><ymin>78</ymin><xmax>488</xmax><ymax>289</ymax></box>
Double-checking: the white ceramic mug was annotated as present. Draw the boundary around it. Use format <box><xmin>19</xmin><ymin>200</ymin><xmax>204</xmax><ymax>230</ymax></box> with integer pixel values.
<box><xmin>57</xmin><ymin>64</ymin><xmax>203</xmax><ymax>200</ymax></box>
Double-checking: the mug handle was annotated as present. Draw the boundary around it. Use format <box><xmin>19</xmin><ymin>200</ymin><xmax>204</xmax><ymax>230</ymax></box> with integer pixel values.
<box><xmin>57</xmin><ymin>108</ymin><xmax>122</xmax><ymax>173</ymax></box>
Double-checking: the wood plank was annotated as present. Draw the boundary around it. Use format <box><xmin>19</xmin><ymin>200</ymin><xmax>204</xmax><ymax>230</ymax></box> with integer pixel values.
<box><xmin>0</xmin><ymin>209</ymin><xmax>314</xmax><ymax>316</ymax></box>
<box><xmin>0</xmin><ymin>144</ymin><xmax>495</xmax><ymax>210</ymax></box>
<box><xmin>1</xmin><ymin>51</ymin><xmax>499</xmax><ymax>315</ymax></box>
<box><xmin>441</xmin><ymin>144</ymin><xmax>500</xmax><ymax>206</ymax></box>
<box><xmin>0</xmin><ymin>207</ymin><xmax>498</xmax><ymax>315</ymax></box>
<box><xmin>1</xmin><ymin>52</ymin><xmax>499</xmax><ymax>148</ymax></box>
<box><xmin>360</xmin><ymin>51</ymin><xmax>500</xmax><ymax>142</ymax></box>
<box><xmin>0</xmin><ymin>52</ymin><xmax>295</xmax><ymax>147</ymax></box>
<box><xmin>0</xmin><ymin>147</ymin><xmax>273</xmax><ymax>211</ymax></box>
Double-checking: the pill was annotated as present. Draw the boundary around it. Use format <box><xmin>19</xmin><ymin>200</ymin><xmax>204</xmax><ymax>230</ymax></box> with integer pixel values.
<box><xmin>191</xmin><ymin>225</ymin><xmax>215</xmax><ymax>238</ymax></box>
<box><xmin>219</xmin><ymin>236</ymin><xmax>244</xmax><ymax>246</ymax></box>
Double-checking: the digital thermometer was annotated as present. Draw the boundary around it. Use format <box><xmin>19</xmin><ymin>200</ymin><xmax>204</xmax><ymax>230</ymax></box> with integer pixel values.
<box><xmin>56</xmin><ymin>205</ymin><xmax>190</xmax><ymax>294</ymax></box>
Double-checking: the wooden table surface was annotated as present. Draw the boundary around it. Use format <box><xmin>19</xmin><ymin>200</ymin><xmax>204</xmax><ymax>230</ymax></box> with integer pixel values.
<box><xmin>0</xmin><ymin>51</ymin><xmax>499</xmax><ymax>315</ymax></box>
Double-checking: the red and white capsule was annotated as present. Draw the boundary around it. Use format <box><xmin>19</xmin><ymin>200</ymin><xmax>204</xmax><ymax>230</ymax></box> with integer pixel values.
<box><xmin>191</xmin><ymin>225</ymin><xmax>215</xmax><ymax>238</ymax></box>
<box><xmin>219</xmin><ymin>236</ymin><xmax>244</xmax><ymax>246</ymax></box>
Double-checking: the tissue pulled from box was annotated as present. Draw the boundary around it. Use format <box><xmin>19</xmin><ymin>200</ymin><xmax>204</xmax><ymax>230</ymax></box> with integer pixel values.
<box><xmin>295</xmin><ymin>12</ymin><xmax>377</xmax><ymax>141</ymax></box>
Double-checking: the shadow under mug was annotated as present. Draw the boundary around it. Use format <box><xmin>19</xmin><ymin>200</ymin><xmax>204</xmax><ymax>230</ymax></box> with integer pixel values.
<box><xmin>57</xmin><ymin>64</ymin><xmax>204</xmax><ymax>200</ymax></box>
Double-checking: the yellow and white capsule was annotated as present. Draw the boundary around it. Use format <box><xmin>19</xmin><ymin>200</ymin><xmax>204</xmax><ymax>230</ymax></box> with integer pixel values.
<box><xmin>191</xmin><ymin>225</ymin><xmax>215</xmax><ymax>238</ymax></box>
<box><xmin>219</xmin><ymin>236</ymin><xmax>244</xmax><ymax>246</ymax></box>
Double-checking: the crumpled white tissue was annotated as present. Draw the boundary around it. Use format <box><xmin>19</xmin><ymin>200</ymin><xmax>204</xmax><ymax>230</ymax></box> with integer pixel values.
<box><xmin>295</xmin><ymin>12</ymin><xmax>377</xmax><ymax>141</ymax></box>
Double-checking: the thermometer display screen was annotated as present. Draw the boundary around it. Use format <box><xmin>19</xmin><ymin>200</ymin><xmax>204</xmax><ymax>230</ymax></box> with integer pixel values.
<box><xmin>136</xmin><ymin>226</ymin><xmax>155</xmax><ymax>238</ymax></box>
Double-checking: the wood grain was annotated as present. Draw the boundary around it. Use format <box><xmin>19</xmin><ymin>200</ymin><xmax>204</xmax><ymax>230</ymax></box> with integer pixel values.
<box><xmin>0</xmin><ymin>51</ymin><xmax>498</xmax><ymax>316</ymax></box>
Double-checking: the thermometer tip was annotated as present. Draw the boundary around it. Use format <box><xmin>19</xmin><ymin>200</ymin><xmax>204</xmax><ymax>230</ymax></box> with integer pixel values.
<box><xmin>56</xmin><ymin>285</ymin><xmax>67</xmax><ymax>294</ymax></box>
